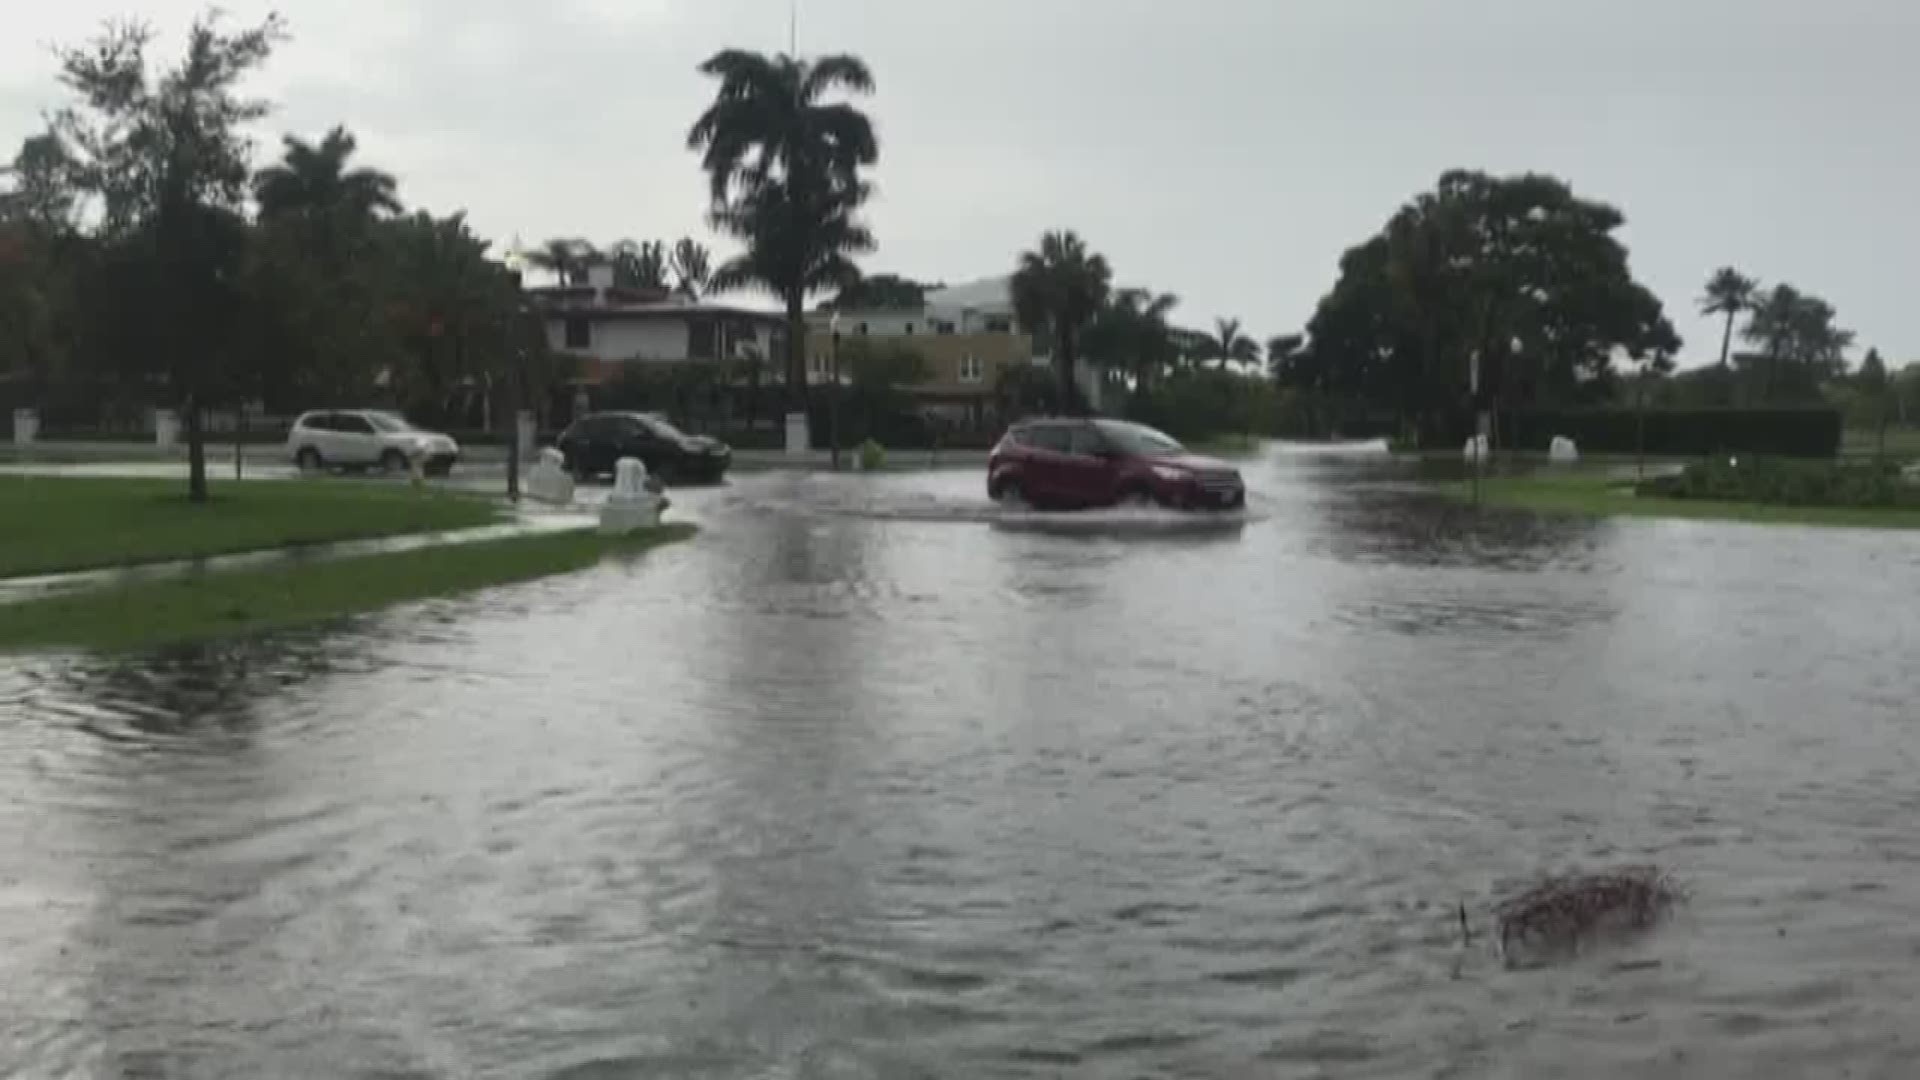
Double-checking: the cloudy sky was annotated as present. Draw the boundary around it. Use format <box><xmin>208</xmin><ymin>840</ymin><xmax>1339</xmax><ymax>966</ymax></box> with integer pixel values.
<box><xmin>4</xmin><ymin>0</ymin><xmax>1915</xmax><ymax>364</ymax></box>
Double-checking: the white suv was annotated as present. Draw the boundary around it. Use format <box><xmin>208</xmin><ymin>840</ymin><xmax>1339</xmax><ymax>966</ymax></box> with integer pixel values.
<box><xmin>287</xmin><ymin>410</ymin><xmax>461</xmax><ymax>476</ymax></box>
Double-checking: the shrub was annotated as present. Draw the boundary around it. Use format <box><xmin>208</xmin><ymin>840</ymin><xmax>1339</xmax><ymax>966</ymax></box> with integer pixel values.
<box><xmin>1637</xmin><ymin>455</ymin><xmax>1920</xmax><ymax>508</ymax></box>
<box><xmin>856</xmin><ymin>438</ymin><xmax>886</xmax><ymax>471</ymax></box>
<box><xmin>1425</xmin><ymin>407</ymin><xmax>1842</xmax><ymax>457</ymax></box>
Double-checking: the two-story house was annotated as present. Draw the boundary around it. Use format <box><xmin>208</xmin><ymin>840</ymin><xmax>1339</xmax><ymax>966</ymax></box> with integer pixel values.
<box><xmin>803</xmin><ymin>275</ymin><xmax>1100</xmax><ymax>427</ymax></box>
<box><xmin>527</xmin><ymin>264</ymin><xmax>787</xmax><ymax>386</ymax></box>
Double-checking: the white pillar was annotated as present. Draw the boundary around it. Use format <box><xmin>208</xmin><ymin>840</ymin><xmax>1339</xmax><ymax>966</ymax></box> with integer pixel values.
<box><xmin>784</xmin><ymin>411</ymin><xmax>810</xmax><ymax>455</ymax></box>
<box><xmin>153</xmin><ymin>409</ymin><xmax>179</xmax><ymax>448</ymax></box>
<box><xmin>515</xmin><ymin>410</ymin><xmax>537</xmax><ymax>461</ymax></box>
<box><xmin>11</xmin><ymin>408</ymin><xmax>37</xmax><ymax>446</ymax></box>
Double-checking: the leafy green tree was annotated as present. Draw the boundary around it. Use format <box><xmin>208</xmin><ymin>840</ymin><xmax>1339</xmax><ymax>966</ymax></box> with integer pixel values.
<box><xmin>1700</xmin><ymin>267</ymin><xmax>1758</xmax><ymax>371</ymax></box>
<box><xmin>1852</xmin><ymin>347</ymin><xmax>1893</xmax><ymax>453</ymax></box>
<box><xmin>1298</xmin><ymin>170</ymin><xmax>1679</xmax><ymax>441</ymax></box>
<box><xmin>52</xmin><ymin>12</ymin><xmax>284</xmax><ymax>501</ymax></box>
<box><xmin>1740</xmin><ymin>284</ymin><xmax>1852</xmax><ymax>402</ymax></box>
<box><xmin>824</xmin><ymin>272</ymin><xmax>936</xmax><ymax>310</ymax></box>
<box><xmin>0</xmin><ymin>133</ymin><xmax>79</xmax><ymax>230</ymax></box>
<box><xmin>1</xmin><ymin>135</ymin><xmax>85</xmax><ymax>401</ymax></box>
<box><xmin>1894</xmin><ymin>361</ymin><xmax>1920</xmax><ymax>427</ymax></box>
<box><xmin>688</xmin><ymin>49</ymin><xmax>878</xmax><ymax>409</ymax></box>
<box><xmin>669</xmin><ymin>238</ymin><xmax>711</xmax><ymax>298</ymax></box>
<box><xmin>377</xmin><ymin>211</ymin><xmax>527</xmax><ymax>420</ymax></box>
<box><xmin>1011</xmin><ymin>230</ymin><xmax>1111</xmax><ymax>411</ymax></box>
<box><xmin>1265</xmin><ymin>333</ymin><xmax>1304</xmax><ymax>379</ymax></box>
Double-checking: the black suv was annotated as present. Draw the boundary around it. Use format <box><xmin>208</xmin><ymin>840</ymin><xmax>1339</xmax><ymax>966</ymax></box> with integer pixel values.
<box><xmin>556</xmin><ymin>411</ymin><xmax>732</xmax><ymax>483</ymax></box>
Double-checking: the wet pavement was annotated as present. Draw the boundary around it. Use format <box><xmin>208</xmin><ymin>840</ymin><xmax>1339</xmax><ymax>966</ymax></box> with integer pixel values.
<box><xmin>3</xmin><ymin>449</ymin><xmax>1920</xmax><ymax>1077</ymax></box>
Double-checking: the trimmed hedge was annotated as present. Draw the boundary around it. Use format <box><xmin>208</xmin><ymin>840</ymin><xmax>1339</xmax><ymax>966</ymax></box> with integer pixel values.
<box><xmin>1638</xmin><ymin>456</ymin><xmax>1920</xmax><ymax>508</ymax></box>
<box><xmin>1428</xmin><ymin>408</ymin><xmax>1841</xmax><ymax>458</ymax></box>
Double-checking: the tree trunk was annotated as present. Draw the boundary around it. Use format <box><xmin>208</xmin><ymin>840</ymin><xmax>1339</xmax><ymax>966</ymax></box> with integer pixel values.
<box><xmin>1056</xmin><ymin>328</ymin><xmax>1077</xmax><ymax>414</ymax></box>
<box><xmin>785</xmin><ymin>292</ymin><xmax>807</xmax><ymax>415</ymax></box>
<box><xmin>185</xmin><ymin>396</ymin><xmax>208</xmax><ymax>503</ymax></box>
<box><xmin>1718</xmin><ymin>310</ymin><xmax>1734</xmax><ymax>368</ymax></box>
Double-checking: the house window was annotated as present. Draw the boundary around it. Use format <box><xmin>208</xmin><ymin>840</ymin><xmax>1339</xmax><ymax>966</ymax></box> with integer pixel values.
<box><xmin>984</xmin><ymin>315</ymin><xmax>1012</xmax><ymax>333</ymax></box>
<box><xmin>934</xmin><ymin>320</ymin><xmax>955</xmax><ymax>336</ymax></box>
<box><xmin>904</xmin><ymin>323</ymin><xmax>914</xmax><ymax>335</ymax></box>
<box><xmin>959</xmin><ymin>354</ymin><xmax>983</xmax><ymax>383</ymax></box>
<box><xmin>810</xmin><ymin>352</ymin><xmax>831</xmax><ymax>379</ymax></box>
<box><xmin>563</xmin><ymin>317</ymin><xmax>591</xmax><ymax>350</ymax></box>
<box><xmin>857</xmin><ymin>322</ymin><xmax>869</xmax><ymax>335</ymax></box>
<box><xmin>689</xmin><ymin>320</ymin><xmax>718</xmax><ymax>360</ymax></box>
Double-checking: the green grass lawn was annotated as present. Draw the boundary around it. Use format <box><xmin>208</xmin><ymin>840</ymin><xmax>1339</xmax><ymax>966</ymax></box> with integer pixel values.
<box><xmin>0</xmin><ymin>476</ymin><xmax>503</xmax><ymax>579</ymax></box>
<box><xmin>0</xmin><ymin>523</ymin><xmax>696</xmax><ymax>653</ymax></box>
<box><xmin>1446</xmin><ymin>474</ymin><xmax>1920</xmax><ymax>529</ymax></box>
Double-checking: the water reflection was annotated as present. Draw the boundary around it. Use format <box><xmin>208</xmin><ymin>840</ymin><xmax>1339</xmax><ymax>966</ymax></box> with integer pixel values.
<box><xmin>3</xmin><ymin>456</ymin><xmax>1920</xmax><ymax>1077</ymax></box>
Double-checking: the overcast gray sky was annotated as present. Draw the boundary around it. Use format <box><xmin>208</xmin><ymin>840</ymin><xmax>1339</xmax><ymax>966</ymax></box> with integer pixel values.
<box><xmin>4</xmin><ymin>0</ymin><xmax>1915</xmax><ymax>365</ymax></box>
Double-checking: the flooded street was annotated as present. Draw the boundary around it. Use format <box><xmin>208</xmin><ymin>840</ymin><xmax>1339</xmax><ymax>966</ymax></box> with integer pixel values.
<box><xmin>4</xmin><ymin>451</ymin><xmax>1920</xmax><ymax>1078</ymax></box>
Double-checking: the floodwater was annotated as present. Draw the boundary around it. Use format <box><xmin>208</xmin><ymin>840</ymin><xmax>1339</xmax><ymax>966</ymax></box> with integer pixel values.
<box><xmin>4</xmin><ymin>451</ymin><xmax>1920</xmax><ymax>1078</ymax></box>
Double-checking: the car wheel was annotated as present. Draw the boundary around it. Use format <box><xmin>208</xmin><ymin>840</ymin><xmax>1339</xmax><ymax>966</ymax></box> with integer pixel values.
<box><xmin>990</xmin><ymin>474</ymin><xmax>1028</xmax><ymax>506</ymax></box>
<box><xmin>1117</xmin><ymin>483</ymin><xmax>1159</xmax><ymax>509</ymax></box>
<box><xmin>295</xmin><ymin>447</ymin><xmax>324</xmax><ymax>473</ymax></box>
<box><xmin>380</xmin><ymin>449</ymin><xmax>409</xmax><ymax>473</ymax></box>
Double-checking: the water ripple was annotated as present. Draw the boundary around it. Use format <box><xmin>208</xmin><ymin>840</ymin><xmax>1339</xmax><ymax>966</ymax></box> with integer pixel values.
<box><xmin>1</xmin><ymin>462</ymin><xmax>1918</xmax><ymax>1077</ymax></box>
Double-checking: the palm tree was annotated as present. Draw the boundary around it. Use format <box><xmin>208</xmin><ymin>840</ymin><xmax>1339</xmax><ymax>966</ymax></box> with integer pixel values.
<box><xmin>525</xmin><ymin>237</ymin><xmax>598</xmax><ymax>287</ymax></box>
<box><xmin>688</xmin><ymin>49</ymin><xmax>879</xmax><ymax>406</ymax></box>
<box><xmin>1699</xmin><ymin>267</ymin><xmax>1758</xmax><ymax>370</ymax></box>
<box><xmin>1210</xmin><ymin>317</ymin><xmax>1261</xmax><ymax>370</ymax></box>
<box><xmin>253</xmin><ymin>126</ymin><xmax>399</xmax><ymax>222</ymax></box>
<box><xmin>606</xmin><ymin>239</ymin><xmax>668</xmax><ymax>291</ymax></box>
<box><xmin>670</xmin><ymin>237</ymin><xmax>712</xmax><ymax>299</ymax></box>
<box><xmin>707</xmin><ymin>180</ymin><xmax>872</xmax><ymax>387</ymax></box>
<box><xmin>688</xmin><ymin>51</ymin><xmax>877</xmax><ymax>204</ymax></box>
<box><xmin>1088</xmin><ymin>288</ymin><xmax>1179</xmax><ymax>395</ymax></box>
<box><xmin>1011</xmin><ymin>230</ymin><xmax>1112</xmax><ymax>411</ymax></box>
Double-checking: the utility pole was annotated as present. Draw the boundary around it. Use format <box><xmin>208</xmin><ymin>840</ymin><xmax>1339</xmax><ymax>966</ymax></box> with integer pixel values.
<box><xmin>829</xmin><ymin>312</ymin><xmax>841</xmax><ymax>471</ymax></box>
<box><xmin>1469</xmin><ymin>350</ymin><xmax>1483</xmax><ymax>507</ymax></box>
<box><xmin>505</xmin><ymin>272</ymin><xmax>527</xmax><ymax>503</ymax></box>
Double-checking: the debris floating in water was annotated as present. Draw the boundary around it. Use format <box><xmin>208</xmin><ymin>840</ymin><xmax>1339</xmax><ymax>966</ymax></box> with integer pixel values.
<box><xmin>1494</xmin><ymin>864</ymin><xmax>1683</xmax><ymax>964</ymax></box>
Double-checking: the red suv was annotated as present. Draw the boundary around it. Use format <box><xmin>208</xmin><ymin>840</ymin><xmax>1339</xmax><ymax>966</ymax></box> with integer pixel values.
<box><xmin>987</xmin><ymin>418</ymin><xmax>1247</xmax><ymax>510</ymax></box>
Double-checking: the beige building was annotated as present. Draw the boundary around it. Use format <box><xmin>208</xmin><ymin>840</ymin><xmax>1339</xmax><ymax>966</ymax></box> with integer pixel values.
<box><xmin>804</xmin><ymin>275</ymin><xmax>1055</xmax><ymax>426</ymax></box>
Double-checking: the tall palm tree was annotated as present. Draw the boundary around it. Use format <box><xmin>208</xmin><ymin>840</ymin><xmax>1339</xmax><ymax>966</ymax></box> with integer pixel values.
<box><xmin>1699</xmin><ymin>267</ymin><xmax>1758</xmax><ymax>370</ymax></box>
<box><xmin>1088</xmin><ymin>287</ymin><xmax>1179</xmax><ymax>394</ymax></box>
<box><xmin>670</xmin><ymin>237</ymin><xmax>712</xmax><ymax>299</ymax></box>
<box><xmin>1211</xmin><ymin>316</ymin><xmax>1261</xmax><ymax>370</ymax></box>
<box><xmin>707</xmin><ymin>180</ymin><xmax>872</xmax><ymax>379</ymax></box>
<box><xmin>252</xmin><ymin>126</ymin><xmax>399</xmax><ymax>222</ymax></box>
<box><xmin>688</xmin><ymin>49</ymin><xmax>878</xmax><ymax>406</ymax></box>
<box><xmin>688</xmin><ymin>51</ymin><xmax>877</xmax><ymax>204</ymax></box>
<box><xmin>1011</xmin><ymin>230</ymin><xmax>1112</xmax><ymax>411</ymax></box>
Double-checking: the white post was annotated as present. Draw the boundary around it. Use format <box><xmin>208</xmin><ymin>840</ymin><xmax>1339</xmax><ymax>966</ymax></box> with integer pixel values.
<box><xmin>785</xmin><ymin>411</ymin><xmax>810</xmax><ymax>455</ymax></box>
<box><xmin>515</xmin><ymin>409</ymin><xmax>537</xmax><ymax>463</ymax></box>
<box><xmin>11</xmin><ymin>408</ymin><xmax>37</xmax><ymax>445</ymax></box>
<box><xmin>153</xmin><ymin>408</ymin><xmax>179</xmax><ymax>448</ymax></box>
